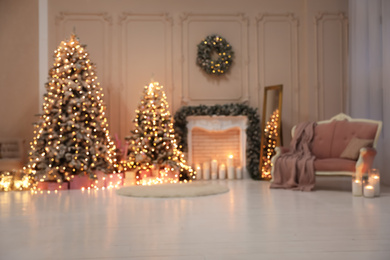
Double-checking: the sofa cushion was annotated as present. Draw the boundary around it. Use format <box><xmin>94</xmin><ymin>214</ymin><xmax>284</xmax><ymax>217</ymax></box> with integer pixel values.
<box><xmin>311</xmin><ymin>121</ymin><xmax>336</xmax><ymax>159</ymax></box>
<box><xmin>314</xmin><ymin>158</ymin><xmax>356</xmax><ymax>172</ymax></box>
<box><xmin>330</xmin><ymin>120</ymin><xmax>378</xmax><ymax>158</ymax></box>
<box><xmin>340</xmin><ymin>137</ymin><xmax>373</xmax><ymax>160</ymax></box>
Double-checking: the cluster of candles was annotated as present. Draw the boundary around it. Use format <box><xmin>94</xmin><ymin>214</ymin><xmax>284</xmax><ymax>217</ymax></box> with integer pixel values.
<box><xmin>195</xmin><ymin>155</ymin><xmax>242</xmax><ymax>180</ymax></box>
<box><xmin>352</xmin><ymin>168</ymin><xmax>380</xmax><ymax>198</ymax></box>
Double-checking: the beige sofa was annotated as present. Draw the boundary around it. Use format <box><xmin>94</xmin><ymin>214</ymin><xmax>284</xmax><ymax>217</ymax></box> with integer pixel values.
<box><xmin>271</xmin><ymin>113</ymin><xmax>382</xmax><ymax>180</ymax></box>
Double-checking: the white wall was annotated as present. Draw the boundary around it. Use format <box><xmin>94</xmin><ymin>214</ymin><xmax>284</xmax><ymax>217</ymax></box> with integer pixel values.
<box><xmin>47</xmin><ymin>0</ymin><xmax>348</xmax><ymax>145</ymax></box>
<box><xmin>0</xmin><ymin>0</ymin><xmax>39</xmax><ymax>163</ymax></box>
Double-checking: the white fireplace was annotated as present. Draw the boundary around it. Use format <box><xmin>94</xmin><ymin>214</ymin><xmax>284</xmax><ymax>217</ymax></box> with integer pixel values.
<box><xmin>186</xmin><ymin>115</ymin><xmax>248</xmax><ymax>176</ymax></box>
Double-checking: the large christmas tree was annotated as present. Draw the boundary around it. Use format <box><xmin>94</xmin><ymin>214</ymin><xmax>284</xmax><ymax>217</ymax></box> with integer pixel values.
<box><xmin>27</xmin><ymin>34</ymin><xmax>117</xmax><ymax>182</ymax></box>
<box><xmin>126</xmin><ymin>81</ymin><xmax>195</xmax><ymax>183</ymax></box>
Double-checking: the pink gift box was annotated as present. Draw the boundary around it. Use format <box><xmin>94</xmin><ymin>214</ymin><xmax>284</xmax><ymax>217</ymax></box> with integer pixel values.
<box><xmin>36</xmin><ymin>181</ymin><xmax>69</xmax><ymax>191</ymax></box>
<box><xmin>69</xmin><ymin>174</ymin><xmax>93</xmax><ymax>190</ymax></box>
<box><xmin>93</xmin><ymin>170</ymin><xmax>106</xmax><ymax>189</ymax></box>
<box><xmin>138</xmin><ymin>169</ymin><xmax>152</xmax><ymax>178</ymax></box>
<box><xmin>105</xmin><ymin>173</ymin><xmax>124</xmax><ymax>188</ymax></box>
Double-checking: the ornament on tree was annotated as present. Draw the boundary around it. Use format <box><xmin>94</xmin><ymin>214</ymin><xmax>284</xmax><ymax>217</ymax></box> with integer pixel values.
<box><xmin>125</xmin><ymin>81</ymin><xmax>195</xmax><ymax>185</ymax></box>
<box><xmin>26</xmin><ymin>34</ymin><xmax>118</xmax><ymax>183</ymax></box>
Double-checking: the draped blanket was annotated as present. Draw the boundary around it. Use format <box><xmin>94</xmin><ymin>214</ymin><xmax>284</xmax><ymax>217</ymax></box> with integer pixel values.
<box><xmin>270</xmin><ymin>122</ymin><xmax>317</xmax><ymax>191</ymax></box>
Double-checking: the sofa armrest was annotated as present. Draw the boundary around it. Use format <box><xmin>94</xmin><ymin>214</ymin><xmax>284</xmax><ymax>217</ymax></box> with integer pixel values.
<box><xmin>355</xmin><ymin>147</ymin><xmax>377</xmax><ymax>178</ymax></box>
<box><xmin>270</xmin><ymin>146</ymin><xmax>290</xmax><ymax>182</ymax></box>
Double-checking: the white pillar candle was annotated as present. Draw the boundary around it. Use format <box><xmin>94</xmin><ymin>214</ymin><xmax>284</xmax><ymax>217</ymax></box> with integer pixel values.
<box><xmin>352</xmin><ymin>179</ymin><xmax>362</xmax><ymax>196</ymax></box>
<box><xmin>236</xmin><ymin>166</ymin><xmax>242</xmax><ymax>179</ymax></box>
<box><xmin>364</xmin><ymin>185</ymin><xmax>375</xmax><ymax>198</ymax></box>
<box><xmin>227</xmin><ymin>166</ymin><xmax>235</xmax><ymax>179</ymax></box>
<box><xmin>211</xmin><ymin>172</ymin><xmax>218</xmax><ymax>180</ymax></box>
<box><xmin>211</xmin><ymin>159</ymin><xmax>218</xmax><ymax>174</ymax></box>
<box><xmin>219</xmin><ymin>164</ymin><xmax>226</xmax><ymax>179</ymax></box>
<box><xmin>195</xmin><ymin>164</ymin><xmax>202</xmax><ymax>180</ymax></box>
<box><xmin>203</xmin><ymin>162</ymin><xmax>210</xmax><ymax>180</ymax></box>
<box><xmin>369</xmin><ymin>174</ymin><xmax>380</xmax><ymax>196</ymax></box>
<box><xmin>227</xmin><ymin>155</ymin><xmax>234</xmax><ymax>168</ymax></box>
<box><xmin>227</xmin><ymin>155</ymin><xmax>234</xmax><ymax>179</ymax></box>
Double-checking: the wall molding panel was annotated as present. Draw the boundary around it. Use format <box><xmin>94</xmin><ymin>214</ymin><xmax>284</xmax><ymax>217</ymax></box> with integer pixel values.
<box><xmin>256</xmin><ymin>13</ymin><xmax>300</xmax><ymax>126</ymax></box>
<box><xmin>314</xmin><ymin>12</ymin><xmax>348</xmax><ymax>120</ymax></box>
<box><xmin>118</xmin><ymin>12</ymin><xmax>173</xmax><ymax>139</ymax></box>
<box><xmin>180</xmin><ymin>13</ymin><xmax>249</xmax><ymax>105</ymax></box>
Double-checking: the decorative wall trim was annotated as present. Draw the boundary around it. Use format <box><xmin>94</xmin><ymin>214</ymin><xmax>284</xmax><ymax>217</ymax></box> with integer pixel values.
<box><xmin>256</xmin><ymin>13</ymin><xmax>300</xmax><ymax>124</ymax></box>
<box><xmin>314</xmin><ymin>12</ymin><xmax>348</xmax><ymax>119</ymax></box>
<box><xmin>118</xmin><ymin>12</ymin><xmax>173</xmax><ymax>138</ymax></box>
<box><xmin>119</xmin><ymin>13</ymin><xmax>173</xmax><ymax>92</ymax></box>
<box><xmin>180</xmin><ymin>13</ymin><xmax>249</xmax><ymax>104</ymax></box>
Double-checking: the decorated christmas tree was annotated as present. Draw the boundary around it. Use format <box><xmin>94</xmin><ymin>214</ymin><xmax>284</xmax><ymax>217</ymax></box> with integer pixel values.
<box><xmin>126</xmin><ymin>81</ymin><xmax>195</xmax><ymax>184</ymax></box>
<box><xmin>261</xmin><ymin>109</ymin><xmax>280</xmax><ymax>179</ymax></box>
<box><xmin>26</xmin><ymin>34</ymin><xmax>117</xmax><ymax>183</ymax></box>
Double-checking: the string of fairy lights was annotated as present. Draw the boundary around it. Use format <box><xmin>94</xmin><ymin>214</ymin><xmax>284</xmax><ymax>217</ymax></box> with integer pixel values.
<box><xmin>261</xmin><ymin>109</ymin><xmax>280</xmax><ymax>179</ymax></box>
<box><xmin>0</xmin><ymin>34</ymin><xmax>121</xmax><ymax>193</ymax></box>
<box><xmin>126</xmin><ymin>82</ymin><xmax>195</xmax><ymax>185</ymax></box>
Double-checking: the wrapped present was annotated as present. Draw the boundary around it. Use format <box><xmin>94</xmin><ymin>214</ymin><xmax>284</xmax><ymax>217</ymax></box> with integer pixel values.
<box><xmin>105</xmin><ymin>173</ymin><xmax>124</xmax><ymax>188</ymax></box>
<box><xmin>92</xmin><ymin>170</ymin><xmax>106</xmax><ymax>189</ymax></box>
<box><xmin>69</xmin><ymin>174</ymin><xmax>93</xmax><ymax>190</ymax></box>
<box><xmin>36</xmin><ymin>181</ymin><xmax>69</xmax><ymax>191</ymax></box>
<box><xmin>159</xmin><ymin>168</ymin><xmax>179</xmax><ymax>183</ymax></box>
<box><xmin>138</xmin><ymin>169</ymin><xmax>152</xmax><ymax>178</ymax></box>
<box><xmin>124</xmin><ymin>171</ymin><xmax>137</xmax><ymax>186</ymax></box>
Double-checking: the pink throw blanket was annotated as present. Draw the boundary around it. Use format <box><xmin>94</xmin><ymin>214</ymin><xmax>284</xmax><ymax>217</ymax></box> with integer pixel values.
<box><xmin>270</xmin><ymin>121</ymin><xmax>317</xmax><ymax>191</ymax></box>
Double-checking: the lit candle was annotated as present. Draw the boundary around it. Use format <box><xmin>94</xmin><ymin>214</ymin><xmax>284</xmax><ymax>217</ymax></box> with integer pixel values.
<box><xmin>203</xmin><ymin>162</ymin><xmax>210</xmax><ymax>180</ymax></box>
<box><xmin>364</xmin><ymin>185</ymin><xmax>375</xmax><ymax>198</ymax></box>
<box><xmin>369</xmin><ymin>172</ymin><xmax>380</xmax><ymax>196</ymax></box>
<box><xmin>227</xmin><ymin>155</ymin><xmax>235</xmax><ymax>179</ymax></box>
<box><xmin>352</xmin><ymin>179</ymin><xmax>362</xmax><ymax>196</ymax></box>
<box><xmin>236</xmin><ymin>166</ymin><xmax>242</xmax><ymax>179</ymax></box>
<box><xmin>211</xmin><ymin>159</ymin><xmax>218</xmax><ymax>174</ymax></box>
<box><xmin>196</xmin><ymin>164</ymin><xmax>202</xmax><ymax>180</ymax></box>
<box><xmin>227</xmin><ymin>155</ymin><xmax>234</xmax><ymax>168</ymax></box>
<box><xmin>219</xmin><ymin>164</ymin><xmax>226</xmax><ymax>179</ymax></box>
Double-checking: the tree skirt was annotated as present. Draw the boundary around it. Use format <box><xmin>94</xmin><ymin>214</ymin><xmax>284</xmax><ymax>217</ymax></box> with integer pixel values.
<box><xmin>116</xmin><ymin>182</ymin><xmax>229</xmax><ymax>198</ymax></box>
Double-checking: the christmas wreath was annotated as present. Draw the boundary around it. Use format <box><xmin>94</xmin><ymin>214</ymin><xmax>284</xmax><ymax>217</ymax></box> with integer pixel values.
<box><xmin>173</xmin><ymin>103</ymin><xmax>261</xmax><ymax>180</ymax></box>
<box><xmin>196</xmin><ymin>35</ymin><xmax>234</xmax><ymax>75</ymax></box>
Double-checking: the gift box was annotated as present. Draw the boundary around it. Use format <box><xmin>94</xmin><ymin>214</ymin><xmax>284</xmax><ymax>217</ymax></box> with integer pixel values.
<box><xmin>36</xmin><ymin>181</ymin><xmax>69</xmax><ymax>191</ymax></box>
<box><xmin>92</xmin><ymin>170</ymin><xmax>106</xmax><ymax>189</ymax></box>
<box><xmin>105</xmin><ymin>173</ymin><xmax>124</xmax><ymax>188</ymax></box>
<box><xmin>159</xmin><ymin>169</ymin><xmax>179</xmax><ymax>183</ymax></box>
<box><xmin>124</xmin><ymin>171</ymin><xmax>137</xmax><ymax>186</ymax></box>
<box><xmin>69</xmin><ymin>174</ymin><xmax>93</xmax><ymax>190</ymax></box>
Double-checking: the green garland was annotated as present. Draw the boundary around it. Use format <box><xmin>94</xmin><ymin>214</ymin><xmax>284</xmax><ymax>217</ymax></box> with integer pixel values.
<box><xmin>173</xmin><ymin>103</ymin><xmax>261</xmax><ymax>180</ymax></box>
<box><xmin>196</xmin><ymin>35</ymin><xmax>234</xmax><ymax>75</ymax></box>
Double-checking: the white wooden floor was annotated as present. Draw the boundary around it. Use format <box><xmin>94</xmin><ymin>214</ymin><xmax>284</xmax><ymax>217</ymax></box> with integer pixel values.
<box><xmin>1</xmin><ymin>177</ymin><xmax>390</xmax><ymax>260</ymax></box>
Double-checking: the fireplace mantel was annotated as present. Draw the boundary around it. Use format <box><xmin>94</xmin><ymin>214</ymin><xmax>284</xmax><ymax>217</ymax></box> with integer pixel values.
<box><xmin>187</xmin><ymin>115</ymin><xmax>248</xmax><ymax>132</ymax></box>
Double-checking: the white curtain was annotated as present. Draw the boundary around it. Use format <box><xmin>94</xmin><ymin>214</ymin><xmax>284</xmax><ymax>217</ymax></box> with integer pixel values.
<box><xmin>349</xmin><ymin>0</ymin><xmax>390</xmax><ymax>185</ymax></box>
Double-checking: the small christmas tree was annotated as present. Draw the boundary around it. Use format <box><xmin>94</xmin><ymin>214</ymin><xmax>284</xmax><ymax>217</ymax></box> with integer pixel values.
<box><xmin>261</xmin><ymin>109</ymin><xmax>280</xmax><ymax>179</ymax></box>
<box><xmin>26</xmin><ymin>34</ymin><xmax>117</xmax><ymax>182</ymax></box>
<box><xmin>126</xmin><ymin>81</ymin><xmax>195</xmax><ymax>184</ymax></box>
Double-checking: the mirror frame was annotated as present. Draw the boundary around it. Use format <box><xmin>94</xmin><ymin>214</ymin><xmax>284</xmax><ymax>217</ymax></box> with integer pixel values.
<box><xmin>259</xmin><ymin>84</ymin><xmax>283</xmax><ymax>179</ymax></box>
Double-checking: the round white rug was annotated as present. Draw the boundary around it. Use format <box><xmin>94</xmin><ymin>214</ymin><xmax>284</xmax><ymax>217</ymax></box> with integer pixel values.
<box><xmin>116</xmin><ymin>182</ymin><xmax>229</xmax><ymax>198</ymax></box>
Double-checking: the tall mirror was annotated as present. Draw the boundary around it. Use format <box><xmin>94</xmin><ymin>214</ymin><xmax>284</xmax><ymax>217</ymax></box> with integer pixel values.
<box><xmin>260</xmin><ymin>85</ymin><xmax>283</xmax><ymax>179</ymax></box>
